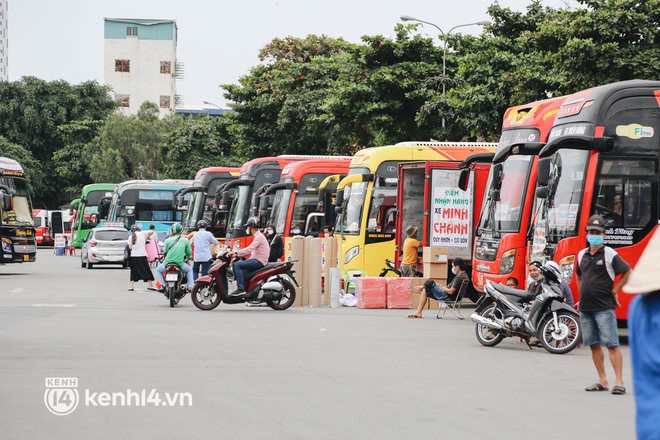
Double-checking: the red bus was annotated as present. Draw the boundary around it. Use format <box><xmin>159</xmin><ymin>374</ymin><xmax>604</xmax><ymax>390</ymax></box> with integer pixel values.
<box><xmin>532</xmin><ymin>80</ymin><xmax>660</xmax><ymax>324</ymax></box>
<box><xmin>33</xmin><ymin>209</ymin><xmax>52</xmax><ymax>246</ymax></box>
<box><xmin>472</xmin><ymin>96</ymin><xmax>567</xmax><ymax>291</ymax></box>
<box><xmin>262</xmin><ymin>157</ymin><xmax>351</xmax><ymax>237</ymax></box>
<box><xmin>396</xmin><ymin>158</ymin><xmax>492</xmax><ymax>300</ymax></box>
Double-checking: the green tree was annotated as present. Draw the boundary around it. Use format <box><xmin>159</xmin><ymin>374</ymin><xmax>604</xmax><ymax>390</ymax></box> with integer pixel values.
<box><xmin>162</xmin><ymin>115</ymin><xmax>242</xmax><ymax>179</ymax></box>
<box><xmin>83</xmin><ymin>102</ymin><xmax>183</xmax><ymax>182</ymax></box>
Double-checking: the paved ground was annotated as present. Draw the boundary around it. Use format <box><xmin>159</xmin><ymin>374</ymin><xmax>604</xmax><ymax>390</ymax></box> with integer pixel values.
<box><xmin>0</xmin><ymin>249</ymin><xmax>635</xmax><ymax>439</ymax></box>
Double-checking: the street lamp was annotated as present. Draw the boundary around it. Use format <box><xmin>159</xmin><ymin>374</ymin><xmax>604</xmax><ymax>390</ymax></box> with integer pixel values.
<box><xmin>400</xmin><ymin>15</ymin><xmax>491</xmax><ymax>128</ymax></box>
<box><xmin>203</xmin><ymin>101</ymin><xmax>222</xmax><ymax>108</ymax></box>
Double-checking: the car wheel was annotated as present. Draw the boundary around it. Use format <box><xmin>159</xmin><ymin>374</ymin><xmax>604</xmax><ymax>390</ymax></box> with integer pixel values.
<box><xmin>87</xmin><ymin>262</ymin><xmax>94</xmax><ymax>269</ymax></box>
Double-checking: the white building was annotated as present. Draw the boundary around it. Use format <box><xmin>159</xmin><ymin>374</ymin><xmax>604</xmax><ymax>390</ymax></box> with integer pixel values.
<box><xmin>104</xmin><ymin>18</ymin><xmax>179</xmax><ymax>117</ymax></box>
<box><xmin>0</xmin><ymin>0</ymin><xmax>7</xmax><ymax>81</ymax></box>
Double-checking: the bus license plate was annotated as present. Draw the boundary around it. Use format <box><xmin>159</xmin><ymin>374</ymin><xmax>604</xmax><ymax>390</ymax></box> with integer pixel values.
<box><xmin>166</xmin><ymin>274</ymin><xmax>178</xmax><ymax>281</ymax></box>
<box><xmin>23</xmin><ymin>255</ymin><xmax>29</xmax><ymax>262</ymax></box>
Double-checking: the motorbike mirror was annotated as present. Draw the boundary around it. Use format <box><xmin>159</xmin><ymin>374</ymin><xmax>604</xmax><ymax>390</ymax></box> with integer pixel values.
<box><xmin>537</xmin><ymin>157</ymin><xmax>550</xmax><ymax>186</ymax></box>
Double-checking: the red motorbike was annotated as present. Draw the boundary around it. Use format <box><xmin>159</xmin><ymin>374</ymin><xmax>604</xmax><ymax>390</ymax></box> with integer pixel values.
<box><xmin>191</xmin><ymin>251</ymin><xmax>298</xmax><ymax>311</ymax></box>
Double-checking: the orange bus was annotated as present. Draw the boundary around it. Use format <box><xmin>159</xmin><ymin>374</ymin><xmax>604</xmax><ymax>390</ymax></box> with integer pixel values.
<box><xmin>472</xmin><ymin>97</ymin><xmax>567</xmax><ymax>291</ymax></box>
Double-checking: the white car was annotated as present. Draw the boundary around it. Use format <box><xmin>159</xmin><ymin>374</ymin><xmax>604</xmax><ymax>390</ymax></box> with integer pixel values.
<box><xmin>81</xmin><ymin>227</ymin><xmax>129</xmax><ymax>269</ymax></box>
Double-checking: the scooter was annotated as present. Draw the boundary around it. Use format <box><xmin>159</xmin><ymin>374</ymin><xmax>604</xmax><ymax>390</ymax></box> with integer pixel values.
<box><xmin>378</xmin><ymin>259</ymin><xmax>422</xmax><ymax>277</ymax></box>
<box><xmin>470</xmin><ymin>264</ymin><xmax>582</xmax><ymax>355</ymax></box>
<box><xmin>164</xmin><ymin>262</ymin><xmax>189</xmax><ymax>307</ymax></box>
<box><xmin>191</xmin><ymin>250</ymin><xmax>299</xmax><ymax>311</ymax></box>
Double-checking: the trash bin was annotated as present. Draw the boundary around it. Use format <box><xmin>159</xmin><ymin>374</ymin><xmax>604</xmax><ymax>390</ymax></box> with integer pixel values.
<box><xmin>55</xmin><ymin>247</ymin><xmax>65</xmax><ymax>256</ymax></box>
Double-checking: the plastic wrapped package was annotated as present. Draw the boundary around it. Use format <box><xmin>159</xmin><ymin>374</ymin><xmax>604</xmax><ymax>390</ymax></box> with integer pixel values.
<box><xmin>386</xmin><ymin>277</ymin><xmax>413</xmax><ymax>309</ymax></box>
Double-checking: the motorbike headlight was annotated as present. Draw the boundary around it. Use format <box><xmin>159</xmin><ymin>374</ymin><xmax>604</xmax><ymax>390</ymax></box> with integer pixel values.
<box><xmin>2</xmin><ymin>238</ymin><xmax>11</xmax><ymax>253</ymax></box>
<box><xmin>559</xmin><ymin>255</ymin><xmax>575</xmax><ymax>282</ymax></box>
<box><xmin>344</xmin><ymin>246</ymin><xmax>359</xmax><ymax>264</ymax></box>
<box><xmin>499</xmin><ymin>249</ymin><xmax>515</xmax><ymax>274</ymax></box>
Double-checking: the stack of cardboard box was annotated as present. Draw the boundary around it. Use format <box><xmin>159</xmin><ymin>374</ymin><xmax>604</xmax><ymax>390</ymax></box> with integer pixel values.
<box><xmin>321</xmin><ymin>237</ymin><xmax>338</xmax><ymax>306</ymax></box>
<box><xmin>356</xmin><ymin>277</ymin><xmax>387</xmax><ymax>308</ymax></box>
<box><xmin>285</xmin><ymin>236</ymin><xmax>305</xmax><ymax>307</ymax></box>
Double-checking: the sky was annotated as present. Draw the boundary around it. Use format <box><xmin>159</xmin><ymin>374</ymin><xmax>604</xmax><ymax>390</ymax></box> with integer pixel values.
<box><xmin>8</xmin><ymin>0</ymin><xmax>570</xmax><ymax>107</ymax></box>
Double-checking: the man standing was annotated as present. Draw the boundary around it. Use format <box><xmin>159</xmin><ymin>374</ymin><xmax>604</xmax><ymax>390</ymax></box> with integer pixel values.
<box><xmin>227</xmin><ymin>217</ymin><xmax>270</xmax><ymax>297</ymax></box>
<box><xmin>400</xmin><ymin>225</ymin><xmax>420</xmax><ymax>277</ymax></box>
<box><xmin>576</xmin><ymin>214</ymin><xmax>631</xmax><ymax>395</ymax></box>
<box><xmin>155</xmin><ymin>223</ymin><xmax>193</xmax><ymax>293</ymax></box>
<box><xmin>191</xmin><ymin>220</ymin><xmax>218</xmax><ymax>280</ymax></box>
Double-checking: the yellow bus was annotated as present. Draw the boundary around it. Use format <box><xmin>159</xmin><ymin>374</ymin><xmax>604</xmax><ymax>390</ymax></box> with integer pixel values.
<box><xmin>335</xmin><ymin>142</ymin><xmax>497</xmax><ymax>277</ymax></box>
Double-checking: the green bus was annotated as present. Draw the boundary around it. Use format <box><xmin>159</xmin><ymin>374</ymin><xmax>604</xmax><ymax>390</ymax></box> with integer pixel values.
<box><xmin>70</xmin><ymin>183</ymin><xmax>117</xmax><ymax>248</ymax></box>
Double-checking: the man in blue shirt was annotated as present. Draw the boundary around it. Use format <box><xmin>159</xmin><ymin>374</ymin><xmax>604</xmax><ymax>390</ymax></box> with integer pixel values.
<box><xmin>191</xmin><ymin>220</ymin><xmax>218</xmax><ymax>281</ymax></box>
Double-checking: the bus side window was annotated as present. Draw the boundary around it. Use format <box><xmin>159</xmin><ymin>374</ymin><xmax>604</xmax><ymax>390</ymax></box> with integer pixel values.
<box><xmin>625</xmin><ymin>179</ymin><xmax>652</xmax><ymax>229</ymax></box>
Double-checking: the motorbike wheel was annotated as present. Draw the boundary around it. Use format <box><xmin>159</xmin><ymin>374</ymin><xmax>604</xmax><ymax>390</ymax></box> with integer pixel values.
<box><xmin>168</xmin><ymin>286</ymin><xmax>176</xmax><ymax>308</ymax></box>
<box><xmin>539</xmin><ymin>312</ymin><xmax>581</xmax><ymax>355</ymax></box>
<box><xmin>191</xmin><ymin>282</ymin><xmax>221</xmax><ymax>311</ymax></box>
<box><xmin>474</xmin><ymin>305</ymin><xmax>506</xmax><ymax>347</ymax></box>
<box><xmin>267</xmin><ymin>279</ymin><xmax>296</xmax><ymax>311</ymax></box>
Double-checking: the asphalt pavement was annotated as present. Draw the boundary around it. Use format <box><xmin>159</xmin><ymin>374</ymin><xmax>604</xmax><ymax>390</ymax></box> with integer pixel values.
<box><xmin>0</xmin><ymin>249</ymin><xmax>636</xmax><ymax>439</ymax></box>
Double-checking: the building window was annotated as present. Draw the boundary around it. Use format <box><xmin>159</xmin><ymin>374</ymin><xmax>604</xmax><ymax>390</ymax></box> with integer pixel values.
<box><xmin>160</xmin><ymin>61</ymin><xmax>171</xmax><ymax>74</ymax></box>
<box><xmin>115</xmin><ymin>59</ymin><xmax>130</xmax><ymax>73</ymax></box>
<box><xmin>160</xmin><ymin>95</ymin><xmax>171</xmax><ymax>109</ymax></box>
<box><xmin>126</xmin><ymin>26</ymin><xmax>138</xmax><ymax>37</ymax></box>
<box><xmin>115</xmin><ymin>94</ymin><xmax>130</xmax><ymax>107</ymax></box>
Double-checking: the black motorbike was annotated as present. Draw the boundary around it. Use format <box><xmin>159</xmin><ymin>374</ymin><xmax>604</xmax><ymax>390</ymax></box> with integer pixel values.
<box><xmin>163</xmin><ymin>262</ymin><xmax>189</xmax><ymax>307</ymax></box>
<box><xmin>378</xmin><ymin>259</ymin><xmax>422</xmax><ymax>277</ymax></box>
<box><xmin>470</xmin><ymin>265</ymin><xmax>582</xmax><ymax>355</ymax></box>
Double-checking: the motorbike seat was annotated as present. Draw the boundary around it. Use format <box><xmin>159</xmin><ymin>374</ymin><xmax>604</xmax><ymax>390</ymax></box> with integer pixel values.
<box><xmin>491</xmin><ymin>283</ymin><xmax>535</xmax><ymax>301</ymax></box>
<box><xmin>241</xmin><ymin>262</ymin><xmax>287</xmax><ymax>280</ymax></box>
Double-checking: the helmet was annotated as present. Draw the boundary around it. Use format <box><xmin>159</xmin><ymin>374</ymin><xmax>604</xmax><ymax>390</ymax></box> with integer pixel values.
<box><xmin>543</xmin><ymin>260</ymin><xmax>562</xmax><ymax>281</ymax></box>
<box><xmin>196</xmin><ymin>220</ymin><xmax>208</xmax><ymax>229</ymax></box>
<box><xmin>244</xmin><ymin>217</ymin><xmax>259</xmax><ymax>228</ymax></box>
<box><xmin>130</xmin><ymin>224</ymin><xmax>140</xmax><ymax>232</ymax></box>
<box><xmin>171</xmin><ymin>223</ymin><xmax>183</xmax><ymax>234</ymax></box>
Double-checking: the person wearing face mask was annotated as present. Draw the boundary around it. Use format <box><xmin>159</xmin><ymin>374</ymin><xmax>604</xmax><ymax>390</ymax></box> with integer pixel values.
<box><xmin>226</xmin><ymin>217</ymin><xmax>270</xmax><ymax>296</ymax></box>
<box><xmin>265</xmin><ymin>223</ymin><xmax>283</xmax><ymax>262</ymax></box>
<box><xmin>407</xmin><ymin>258</ymin><xmax>468</xmax><ymax>318</ymax></box>
<box><xmin>526</xmin><ymin>261</ymin><xmax>545</xmax><ymax>296</ymax></box>
<box><xmin>576</xmin><ymin>214</ymin><xmax>631</xmax><ymax>395</ymax></box>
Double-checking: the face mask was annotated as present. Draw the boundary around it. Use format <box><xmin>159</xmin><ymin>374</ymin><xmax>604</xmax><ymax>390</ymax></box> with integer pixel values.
<box><xmin>451</xmin><ymin>267</ymin><xmax>457</xmax><ymax>275</ymax></box>
<box><xmin>246</xmin><ymin>228</ymin><xmax>251</xmax><ymax>235</ymax></box>
<box><xmin>528</xmin><ymin>275</ymin><xmax>542</xmax><ymax>284</ymax></box>
<box><xmin>587</xmin><ymin>235</ymin><xmax>604</xmax><ymax>247</ymax></box>
<box><xmin>267</xmin><ymin>229</ymin><xmax>274</xmax><ymax>235</ymax></box>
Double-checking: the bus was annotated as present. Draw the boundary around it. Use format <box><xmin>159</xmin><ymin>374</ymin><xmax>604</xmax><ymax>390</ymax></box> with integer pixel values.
<box><xmin>472</xmin><ymin>97</ymin><xmax>567</xmax><ymax>291</ymax></box>
<box><xmin>335</xmin><ymin>142</ymin><xmax>497</xmax><ymax>277</ymax></box>
<box><xmin>177</xmin><ymin>167</ymin><xmax>240</xmax><ymax>238</ymax></box>
<box><xmin>0</xmin><ymin>157</ymin><xmax>37</xmax><ymax>263</ymax></box>
<box><xmin>69</xmin><ymin>183</ymin><xmax>117</xmax><ymax>248</ymax></box>
<box><xmin>33</xmin><ymin>209</ymin><xmax>53</xmax><ymax>246</ymax></box>
<box><xmin>104</xmin><ymin>179</ymin><xmax>194</xmax><ymax>241</ymax></box>
<box><xmin>221</xmin><ymin>156</ymin><xmax>339</xmax><ymax>251</ymax></box>
<box><xmin>263</xmin><ymin>157</ymin><xmax>351</xmax><ymax>238</ymax></box>
<box><xmin>531</xmin><ymin>80</ymin><xmax>660</xmax><ymax>324</ymax></box>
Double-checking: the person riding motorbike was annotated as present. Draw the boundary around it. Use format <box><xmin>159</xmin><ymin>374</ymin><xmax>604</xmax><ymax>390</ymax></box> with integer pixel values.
<box><xmin>155</xmin><ymin>223</ymin><xmax>193</xmax><ymax>293</ymax></box>
<box><xmin>226</xmin><ymin>217</ymin><xmax>270</xmax><ymax>296</ymax></box>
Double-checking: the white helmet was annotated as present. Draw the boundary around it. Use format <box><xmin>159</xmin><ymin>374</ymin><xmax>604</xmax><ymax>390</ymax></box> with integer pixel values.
<box><xmin>543</xmin><ymin>260</ymin><xmax>562</xmax><ymax>281</ymax></box>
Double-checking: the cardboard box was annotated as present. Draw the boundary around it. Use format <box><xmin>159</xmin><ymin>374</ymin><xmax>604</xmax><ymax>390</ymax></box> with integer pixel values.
<box><xmin>356</xmin><ymin>277</ymin><xmax>387</xmax><ymax>309</ymax></box>
<box><xmin>423</xmin><ymin>262</ymin><xmax>448</xmax><ymax>279</ymax></box>
<box><xmin>423</xmin><ymin>246</ymin><xmax>449</xmax><ymax>263</ymax></box>
<box><xmin>302</xmin><ymin>236</ymin><xmax>313</xmax><ymax>306</ymax></box>
<box><xmin>309</xmin><ymin>238</ymin><xmax>323</xmax><ymax>308</ymax></box>
<box><xmin>288</xmin><ymin>236</ymin><xmax>305</xmax><ymax>307</ymax></box>
<box><xmin>386</xmin><ymin>277</ymin><xmax>412</xmax><ymax>309</ymax></box>
<box><xmin>410</xmin><ymin>278</ymin><xmax>428</xmax><ymax>310</ymax></box>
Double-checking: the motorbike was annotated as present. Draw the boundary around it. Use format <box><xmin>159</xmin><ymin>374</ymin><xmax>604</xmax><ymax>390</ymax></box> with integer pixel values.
<box><xmin>164</xmin><ymin>262</ymin><xmax>189</xmax><ymax>307</ymax></box>
<box><xmin>470</xmin><ymin>265</ymin><xmax>582</xmax><ymax>355</ymax></box>
<box><xmin>378</xmin><ymin>259</ymin><xmax>422</xmax><ymax>277</ymax></box>
<box><xmin>191</xmin><ymin>250</ymin><xmax>299</xmax><ymax>311</ymax></box>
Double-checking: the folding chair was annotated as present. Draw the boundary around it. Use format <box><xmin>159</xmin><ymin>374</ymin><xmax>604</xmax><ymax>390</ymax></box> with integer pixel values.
<box><xmin>437</xmin><ymin>278</ymin><xmax>469</xmax><ymax>319</ymax></box>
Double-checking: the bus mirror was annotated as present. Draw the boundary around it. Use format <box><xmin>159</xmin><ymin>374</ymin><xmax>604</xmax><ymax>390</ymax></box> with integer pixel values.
<box><xmin>458</xmin><ymin>169</ymin><xmax>470</xmax><ymax>192</ymax></box>
<box><xmin>1</xmin><ymin>194</ymin><xmax>11</xmax><ymax>211</ymax></box>
<box><xmin>537</xmin><ymin>158</ymin><xmax>550</xmax><ymax>185</ymax></box>
<box><xmin>177</xmin><ymin>196</ymin><xmax>185</xmax><ymax>209</ymax></box>
<box><xmin>492</xmin><ymin>163</ymin><xmax>503</xmax><ymax>191</ymax></box>
<box><xmin>535</xmin><ymin>186</ymin><xmax>549</xmax><ymax>199</ymax></box>
<box><xmin>221</xmin><ymin>191</ymin><xmax>229</xmax><ymax>208</ymax></box>
<box><xmin>335</xmin><ymin>189</ymin><xmax>344</xmax><ymax>207</ymax></box>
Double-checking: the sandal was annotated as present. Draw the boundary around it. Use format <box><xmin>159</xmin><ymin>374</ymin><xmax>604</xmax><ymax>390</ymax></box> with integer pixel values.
<box><xmin>611</xmin><ymin>386</ymin><xmax>626</xmax><ymax>395</ymax></box>
<box><xmin>127</xmin><ymin>288</ymin><xmax>134</xmax><ymax>291</ymax></box>
<box><xmin>585</xmin><ymin>383</ymin><xmax>608</xmax><ymax>392</ymax></box>
<box><xmin>406</xmin><ymin>314</ymin><xmax>424</xmax><ymax>319</ymax></box>
<box><xmin>147</xmin><ymin>287</ymin><xmax>157</xmax><ymax>291</ymax></box>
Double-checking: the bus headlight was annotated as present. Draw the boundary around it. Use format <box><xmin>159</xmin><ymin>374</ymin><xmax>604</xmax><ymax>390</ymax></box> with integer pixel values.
<box><xmin>345</xmin><ymin>246</ymin><xmax>359</xmax><ymax>264</ymax></box>
<box><xmin>2</xmin><ymin>238</ymin><xmax>12</xmax><ymax>253</ymax></box>
<box><xmin>499</xmin><ymin>249</ymin><xmax>515</xmax><ymax>274</ymax></box>
<box><xmin>559</xmin><ymin>255</ymin><xmax>575</xmax><ymax>282</ymax></box>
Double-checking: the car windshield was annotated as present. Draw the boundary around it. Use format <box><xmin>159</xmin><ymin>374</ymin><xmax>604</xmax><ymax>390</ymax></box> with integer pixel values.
<box><xmin>95</xmin><ymin>230</ymin><xmax>129</xmax><ymax>241</ymax></box>
<box><xmin>269</xmin><ymin>189</ymin><xmax>292</xmax><ymax>235</ymax></box>
<box><xmin>477</xmin><ymin>155</ymin><xmax>533</xmax><ymax>234</ymax></box>
<box><xmin>227</xmin><ymin>185</ymin><xmax>250</xmax><ymax>229</ymax></box>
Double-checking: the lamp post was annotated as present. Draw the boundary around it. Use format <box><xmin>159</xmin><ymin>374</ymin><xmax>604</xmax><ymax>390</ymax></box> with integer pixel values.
<box><xmin>203</xmin><ymin>101</ymin><xmax>222</xmax><ymax>108</ymax></box>
<box><xmin>400</xmin><ymin>15</ymin><xmax>491</xmax><ymax>128</ymax></box>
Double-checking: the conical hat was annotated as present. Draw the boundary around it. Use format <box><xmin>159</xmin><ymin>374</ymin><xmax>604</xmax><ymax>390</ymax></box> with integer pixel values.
<box><xmin>625</xmin><ymin>227</ymin><xmax>660</xmax><ymax>294</ymax></box>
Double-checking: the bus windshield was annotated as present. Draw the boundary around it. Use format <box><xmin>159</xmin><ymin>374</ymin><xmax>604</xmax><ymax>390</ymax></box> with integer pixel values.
<box><xmin>534</xmin><ymin>149</ymin><xmax>590</xmax><ymax>245</ymax></box>
<box><xmin>478</xmin><ymin>155</ymin><xmax>532</xmax><ymax>234</ymax></box>
<box><xmin>182</xmin><ymin>190</ymin><xmax>204</xmax><ymax>229</ymax></box>
<box><xmin>0</xmin><ymin>177</ymin><xmax>33</xmax><ymax>225</ymax></box>
<box><xmin>341</xmin><ymin>182</ymin><xmax>368</xmax><ymax>235</ymax></box>
<box><xmin>115</xmin><ymin>189</ymin><xmax>184</xmax><ymax>226</ymax></box>
<box><xmin>228</xmin><ymin>185</ymin><xmax>250</xmax><ymax>230</ymax></box>
<box><xmin>269</xmin><ymin>189</ymin><xmax>292</xmax><ymax>235</ymax></box>
<box><xmin>290</xmin><ymin>193</ymin><xmax>319</xmax><ymax>235</ymax></box>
